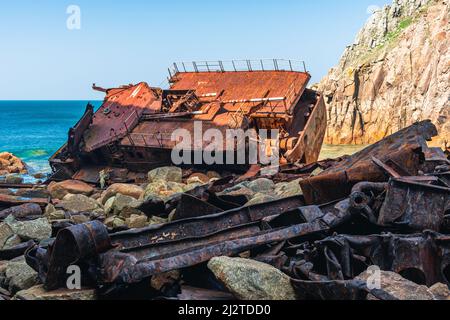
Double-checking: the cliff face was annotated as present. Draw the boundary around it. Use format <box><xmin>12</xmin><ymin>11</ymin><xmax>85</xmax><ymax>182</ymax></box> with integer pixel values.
<box><xmin>318</xmin><ymin>0</ymin><xmax>449</xmax><ymax>147</ymax></box>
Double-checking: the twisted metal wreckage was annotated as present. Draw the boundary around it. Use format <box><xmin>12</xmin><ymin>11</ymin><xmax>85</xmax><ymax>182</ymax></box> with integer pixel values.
<box><xmin>4</xmin><ymin>119</ymin><xmax>444</xmax><ymax>300</ymax></box>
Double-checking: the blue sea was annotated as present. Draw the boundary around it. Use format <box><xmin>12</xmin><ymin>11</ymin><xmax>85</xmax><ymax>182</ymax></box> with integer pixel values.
<box><xmin>0</xmin><ymin>101</ymin><xmax>102</xmax><ymax>175</ymax></box>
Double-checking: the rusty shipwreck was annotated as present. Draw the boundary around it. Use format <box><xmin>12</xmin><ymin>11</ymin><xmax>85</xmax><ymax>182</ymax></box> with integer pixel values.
<box><xmin>49</xmin><ymin>60</ymin><xmax>327</xmax><ymax>183</ymax></box>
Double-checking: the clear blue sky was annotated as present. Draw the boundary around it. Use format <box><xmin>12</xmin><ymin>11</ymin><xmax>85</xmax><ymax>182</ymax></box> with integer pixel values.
<box><xmin>0</xmin><ymin>0</ymin><xmax>391</xmax><ymax>100</ymax></box>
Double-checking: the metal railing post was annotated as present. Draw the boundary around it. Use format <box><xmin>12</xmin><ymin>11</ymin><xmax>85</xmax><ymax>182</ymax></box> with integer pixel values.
<box><xmin>193</xmin><ymin>62</ymin><xmax>198</xmax><ymax>73</ymax></box>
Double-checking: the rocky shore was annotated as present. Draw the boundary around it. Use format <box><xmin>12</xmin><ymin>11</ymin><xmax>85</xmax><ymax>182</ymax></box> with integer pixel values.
<box><xmin>0</xmin><ymin>121</ymin><xmax>449</xmax><ymax>301</ymax></box>
<box><xmin>0</xmin><ymin>152</ymin><xmax>27</xmax><ymax>174</ymax></box>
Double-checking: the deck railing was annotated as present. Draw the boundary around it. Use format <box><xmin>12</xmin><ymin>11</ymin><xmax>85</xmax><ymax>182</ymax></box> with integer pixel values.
<box><xmin>168</xmin><ymin>59</ymin><xmax>307</xmax><ymax>77</ymax></box>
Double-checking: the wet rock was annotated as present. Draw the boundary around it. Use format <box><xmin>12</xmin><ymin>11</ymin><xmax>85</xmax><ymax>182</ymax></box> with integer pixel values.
<box><xmin>47</xmin><ymin>210</ymin><xmax>66</xmax><ymax>221</ymax></box>
<box><xmin>110</xmin><ymin>193</ymin><xmax>143</xmax><ymax>217</ymax></box>
<box><xmin>274</xmin><ymin>179</ymin><xmax>303</xmax><ymax>198</ymax></box>
<box><xmin>0</xmin><ymin>152</ymin><xmax>28</xmax><ymax>175</ymax></box>
<box><xmin>47</xmin><ymin>180</ymin><xmax>94</xmax><ymax>200</ymax></box>
<box><xmin>0</xmin><ymin>203</ymin><xmax>42</xmax><ymax>220</ymax></box>
<box><xmin>101</xmin><ymin>183</ymin><xmax>144</xmax><ymax>204</ymax></box>
<box><xmin>125</xmin><ymin>214</ymin><xmax>148</xmax><ymax>228</ymax></box>
<box><xmin>59</xmin><ymin>194</ymin><xmax>100</xmax><ymax>213</ymax></box>
<box><xmin>0</xmin><ymin>223</ymin><xmax>14</xmax><ymax>249</ymax></box>
<box><xmin>7</xmin><ymin>218</ymin><xmax>51</xmax><ymax>241</ymax></box>
<box><xmin>70</xmin><ymin>214</ymin><xmax>90</xmax><ymax>224</ymax></box>
<box><xmin>119</xmin><ymin>206</ymin><xmax>145</xmax><ymax>219</ymax></box>
<box><xmin>104</xmin><ymin>216</ymin><xmax>126</xmax><ymax>229</ymax></box>
<box><xmin>89</xmin><ymin>208</ymin><xmax>106</xmax><ymax>220</ymax></box>
<box><xmin>32</xmin><ymin>173</ymin><xmax>46</xmax><ymax>179</ymax></box>
<box><xmin>5</xmin><ymin>257</ymin><xmax>39</xmax><ymax>294</ymax></box>
<box><xmin>143</xmin><ymin>180</ymin><xmax>185</xmax><ymax>202</ymax></box>
<box><xmin>5</xmin><ymin>174</ymin><xmax>23</xmax><ymax>184</ymax></box>
<box><xmin>143</xmin><ymin>180</ymin><xmax>168</xmax><ymax>198</ymax></box>
<box><xmin>43</xmin><ymin>204</ymin><xmax>66</xmax><ymax>221</ymax></box>
<box><xmin>148</xmin><ymin>215</ymin><xmax>168</xmax><ymax>225</ymax></box>
<box><xmin>187</xmin><ymin>173</ymin><xmax>210</xmax><ymax>184</ymax></box>
<box><xmin>247</xmin><ymin>178</ymin><xmax>275</xmax><ymax>193</ymax></box>
<box><xmin>148</xmin><ymin>166</ymin><xmax>182</xmax><ymax>183</ymax></box>
<box><xmin>219</xmin><ymin>183</ymin><xmax>255</xmax><ymax>200</ymax></box>
<box><xmin>104</xmin><ymin>196</ymin><xmax>116</xmax><ymax>216</ymax></box>
<box><xmin>208</xmin><ymin>257</ymin><xmax>297</xmax><ymax>300</ymax></box>
<box><xmin>356</xmin><ymin>268</ymin><xmax>435</xmax><ymax>300</ymax></box>
<box><xmin>428</xmin><ymin>283</ymin><xmax>450</xmax><ymax>300</ymax></box>
<box><xmin>2</xmin><ymin>235</ymin><xmax>22</xmax><ymax>250</ymax></box>
<box><xmin>14</xmin><ymin>285</ymin><xmax>95</xmax><ymax>300</ymax></box>
<box><xmin>245</xmin><ymin>193</ymin><xmax>277</xmax><ymax>206</ymax></box>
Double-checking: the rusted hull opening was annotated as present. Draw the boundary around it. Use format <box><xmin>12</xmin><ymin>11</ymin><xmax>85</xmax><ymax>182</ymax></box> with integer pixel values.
<box><xmin>48</xmin><ymin>60</ymin><xmax>327</xmax><ymax>183</ymax></box>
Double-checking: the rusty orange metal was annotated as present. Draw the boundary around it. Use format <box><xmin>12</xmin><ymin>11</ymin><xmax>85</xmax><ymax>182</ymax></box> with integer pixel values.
<box><xmin>49</xmin><ymin>59</ymin><xmax>327</xmax><ymax>181</ymax></box>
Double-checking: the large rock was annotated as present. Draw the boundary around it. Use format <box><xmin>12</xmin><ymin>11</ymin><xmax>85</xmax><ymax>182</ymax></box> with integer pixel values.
<box><xmin>0</xmin><ymin>203</ymin><xmax>42</xmax><ymax>220</ymax></box>
<box><xmin>356</xmin><ymin>268</ymin><xmax>435</xmax><ymax>300</ymax></box>
<box><xmin>5</xmin><ymin>257</ymin><xmax>39</xmax><ymax>294</ymax></box>
<box><xmin>148</xmin><ymin>166</ymin><xmax>182</xmax><ymax>183</ymax></box>
<box><xmin>2</xmin><ymin>235</ymin><xmax>22</xmax><ymax>250</ymax></box>
<box><xmin>108</xmin><ymin>193</ymin><xmax>143</xmax><ymax>218</ymax></box>
<box><xmin>247</xmin><ymin>178</ymin><xmax>275</xmax><ymax>193</ymax></box>
<box><xmin>143</xmin><ymin>180</ymin><xmax>185</xmax><ymax>202</ymax></box>
<box><xmin>104</xmin><ymin>216</ymin><xmax>126</xmax><ymax>229</ymax></box>
<box><xmin>208</xmin><ymin>257</ymin><xmax>297</xmax><ymax>300</ymax></box>
<box><xmin>245</xmin><ymin>193</ymin><xmax>277</xmax><ymax>206</ymax></box>
<box><xmin>274</xmin><ymin>179</ymin><xmax>303</xmax><ymax>198</ymax></box>
<box><xmin>0</xmin><ymin>223</ymin><xmax>14</xmax><ymax>249</ymax></box>
<box><xmin>43</xmin><ymin>204</ymin><xmax>66</xmax><ymax>221</ymax></box>
<box><xmin>101</xmin><ymin>183</ymin><xmax>144</xmax><ymax>204</ymax></box>
<box><xmin>428</xmin><ymin>283</ymin><xmax>450</xmax><ymax>300</ymax></box>
<box><xmin>59</xmin><ymin>194</ymin><xmax>100</xmax><ymax>213</ymax></box>
<box><xmin>14</xmin><ymin>285</ymin><xmax>95</xmax><ymax>300</ymax></box>
<box><xmin>7</xmin><ymin>218</ymin><xmax>52</xmax><ymax>241</ymax></box>
<box><xmin>317</xmin><ymin>0</ymin><xmax>449</xmax><ymax>148</ymax></box>
<box><xmin>47</xmin><ymin>180</ymin><xmax>94</xmax><ymax>200</ymax></box>
<box><xmin>218</xmin><ymin>183</ymin><xmax>255</xmax><ymax>200</ymax></box>
<box><xmin>0</xmin><ymin>152</ymin><xmax>28</xmax><ymax>175</ymax></box>
<box><xmin>125</xmin><ymin>214</ymin><xmax>148</xmax><ymax>228</ymax></box>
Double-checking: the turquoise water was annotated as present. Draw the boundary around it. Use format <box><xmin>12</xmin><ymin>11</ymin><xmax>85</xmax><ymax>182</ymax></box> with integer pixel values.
<box><xmin>0</xmin><ymin>101</ymin><xmax>102</xmax><ymax>174</ymax></box>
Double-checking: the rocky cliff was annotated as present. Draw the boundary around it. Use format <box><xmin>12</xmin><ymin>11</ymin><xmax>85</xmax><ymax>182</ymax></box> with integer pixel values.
<box><xmin>317</xmin><ymin>0</ymin><xmax>449</xmax><ymax>147</ymax></box>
